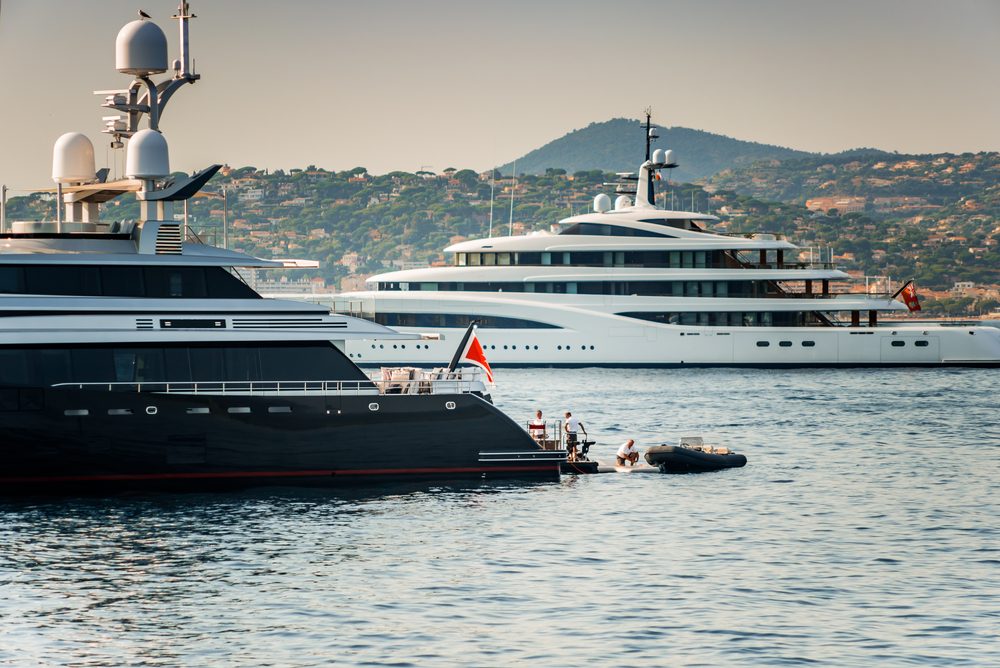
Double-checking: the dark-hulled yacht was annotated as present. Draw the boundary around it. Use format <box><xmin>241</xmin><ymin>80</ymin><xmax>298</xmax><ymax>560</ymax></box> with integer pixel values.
<box><xmin>0</xmin><ymin>2</ymin><xmax>561</xmax><ymax>493</ymax></box>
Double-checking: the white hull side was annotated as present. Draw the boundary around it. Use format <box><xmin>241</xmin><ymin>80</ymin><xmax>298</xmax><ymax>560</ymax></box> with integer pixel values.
<box><xmin>346</xmin><ymin>322</ymin><xmax>1000</xmax><ymax>367</ymax></box>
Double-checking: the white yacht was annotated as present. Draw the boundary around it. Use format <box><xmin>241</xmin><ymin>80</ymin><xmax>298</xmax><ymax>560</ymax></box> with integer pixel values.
<box><xmin>339</xmin><ymin>126</ymin><xmax>1000</xmax><ymax>368</ymax></box>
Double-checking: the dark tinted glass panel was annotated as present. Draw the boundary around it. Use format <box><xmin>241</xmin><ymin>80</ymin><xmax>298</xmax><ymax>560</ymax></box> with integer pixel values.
<box><xmin>224</xmin><ymin>347</ymin><xmax>261</xmax><ymax>382</ymax></box>
<box><xmin>259</xmin><ymin>343</ymin><xmax>368</xmax><ymax>382</ymax></box>
<box><xmin>373</xmin><ymin>312</ymin><xmax>559</xmax><ymax>329</ymax></box>
<box><xmin>72</xmin><ymin>348</ymin><xmax>113</xmax><ymax>383</ymax></box>
<box><xmin>914</xmin><ymin>340</ymin><xmax>929</xmax><ymax>347</ymax></box>
<box><xmin>25</xmin><ymin>266</ymin><xmax>100</xmax><ymax>296</ymax></box>
<box><xmin>0</xmin><ymin>267</ymin><xmax>25</xmax><ymax>294</ymax></box>
<box><xmin>779</xmin><ymin>341</ymin><xmax>793</xmax><ymax>347</ymax></box>
<box><xmin>205</xmin><ymin>268</ymin><xmax>260</xmax><ymax>299</ymax></box>
<box><xmin>144</xmin><ymin>267</ymin><xmax>207</xmax><ymax>298</ymax></box>
<box><xmin>101</xmin><ymin>266</ymin><xmax>145</xmax><ymax>297</ymax></box>
<box><xmin>37</xmin><ymin>350</ymin><xmax>72</xmax><ymax>385</ymax></box>
<box><xmin>0</xmin><ymin>349</ymin><xmax>30</xmax><ymax>385</ymax></box>
<box><xmin>756</xmin><ymin>341</ymin><xmax>770</xmax><ymax>347</ymax></box>
<box><xmin>891</xmin><ymin>340</ymin><xmax>905</xmax><ymax>347</ymax></box>
<box><xmin>189</xmin><ymin>347</ymin><xmax>225</xmax><ymax>382</ymax></box>
<box><xmin>164</xmin><ymin>348</ymin><xmax>192</xmax><ymax>382</ymax></box>
<box><xmin>802</xmin><ymin>341</ymin><xmax>816</xmax><ymax>347</ymax></box>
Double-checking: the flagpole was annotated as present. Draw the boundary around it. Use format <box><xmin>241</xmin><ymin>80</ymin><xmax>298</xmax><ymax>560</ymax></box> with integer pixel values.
<box><xmin>447</xmin><ymin>321</ymin><xmax>478</xmax><ymax>373</ymax></box>
<box><xmin>890</xmin><ymin>279</ymin><xmax>913</xmax><ymax>300</ymax></box>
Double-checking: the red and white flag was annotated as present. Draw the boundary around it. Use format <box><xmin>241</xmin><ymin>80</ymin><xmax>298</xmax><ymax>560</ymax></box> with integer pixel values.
<box><xmin>461</xmin><ymin>330</ymin><xmax>494</xmax><ymax>384</ymax></box>
<box><xmin>899</xmin><ymin>281</ymin><xmax>922</xmax><ymax>312</ymax></box>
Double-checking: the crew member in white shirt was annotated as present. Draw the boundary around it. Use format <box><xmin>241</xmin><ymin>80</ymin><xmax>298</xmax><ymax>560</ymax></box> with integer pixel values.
<box><xmin>616</xmin><ymin>439</ymin><xmax>639</xmax><ymax>466</ymax></box>
<box><xmin>563</xmin><ymin>411</ymin><xmax>586</xmax><ymax>461</ymax></box>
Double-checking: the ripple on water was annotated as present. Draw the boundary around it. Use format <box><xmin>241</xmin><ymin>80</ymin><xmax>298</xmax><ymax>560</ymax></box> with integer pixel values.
<box><xmin>1</xmin><ymin>368</ymin><xmax>998</xmax><ymax>666</ymax></box>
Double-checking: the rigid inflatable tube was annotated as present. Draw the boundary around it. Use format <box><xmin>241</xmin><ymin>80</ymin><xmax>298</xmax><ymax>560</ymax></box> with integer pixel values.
<box><xmin>644</xmin><ymin>445</ymin><xmax>747</xmax><ymax>472</ymax></box>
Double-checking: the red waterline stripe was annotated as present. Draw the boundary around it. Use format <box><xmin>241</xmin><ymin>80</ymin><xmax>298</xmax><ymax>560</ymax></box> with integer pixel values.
<box><xmin>0</xmin><ymin>465</ymin><xmax>557</xmax><ymax>485</ymax></box>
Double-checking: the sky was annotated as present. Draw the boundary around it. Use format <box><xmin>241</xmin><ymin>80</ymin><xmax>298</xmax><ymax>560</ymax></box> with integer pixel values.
<box><xmin>0</xmin><ymin>0</ymin><xmax>998</xmax><ymax>192</ymax></box>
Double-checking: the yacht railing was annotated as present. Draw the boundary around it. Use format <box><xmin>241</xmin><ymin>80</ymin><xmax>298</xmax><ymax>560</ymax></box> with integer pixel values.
<box><xmin>52</xmin><ymin>375</ymin><xmax>484</xmax><ymax>396</ymax></box>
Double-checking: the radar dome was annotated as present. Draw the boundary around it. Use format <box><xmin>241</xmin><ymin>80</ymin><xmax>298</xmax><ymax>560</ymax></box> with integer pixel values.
<box><xmin>651</xmin><ymin>148</ymin><xmax>666</xmax><ymax>165</ymax></box>
<box><xmin>116</xmin><ymin>19</ymin><xmax>168</xmax><ymax>75</ymax></box>
<box><xmin>614</xmin><ymin>195</ymin><xmax>632</xmax><ymax>210</ymax></box>
<box><xmin>52</xmin><ymin>132</ymin><xmax>96</xmax><ymax>184</ymax></box>
<box><xmin>125</xmin><ymin>129</ymin><xmax>170</xmax><ymax>179</ymax></box>
<box><xmin>663</xmin><ymin>149</ymin><xmax>675</xmax><ymax>165</ymax></box>
<box><xmin>593</xmin><ymin>194</ymin><xmax>611</xmax><ymax>213</ymax></box>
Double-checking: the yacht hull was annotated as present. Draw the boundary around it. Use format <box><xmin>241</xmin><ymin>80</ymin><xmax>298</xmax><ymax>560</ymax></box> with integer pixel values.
<box><xmin>0</xmin><ymin>387</ymin><xmax>561</xmax><ymax>494</ymax></box>
<box><xmin>345</xmin><ymin>322</ymin><xmax>1000</xmax><ymax>368</ymax></box>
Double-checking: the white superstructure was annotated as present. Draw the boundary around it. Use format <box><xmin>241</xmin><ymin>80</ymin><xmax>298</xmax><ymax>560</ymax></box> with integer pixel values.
<box><xmin>335</xmin><ymin>127</ymin><xmax>1000</xmax><ymax>367</ymax></box>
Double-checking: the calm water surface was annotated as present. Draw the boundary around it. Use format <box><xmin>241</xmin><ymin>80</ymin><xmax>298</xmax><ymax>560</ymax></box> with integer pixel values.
<box><xmin>1</xmin><ymin>368</ymin><xmax>998</xmax><ymax>666</ymax></box>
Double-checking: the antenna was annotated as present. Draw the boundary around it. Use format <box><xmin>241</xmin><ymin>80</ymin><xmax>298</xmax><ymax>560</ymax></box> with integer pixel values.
<box><xmin>508</xmin><ymin>160</ymin><xmax>516</xmax><ymax>236</ymax></box>
<box><xmin>643</xmin><ymin>108</ymin><xmax>659</xmax><ymax>206</ymax></box>
<box><xmin>488</xmin><ymin>168</ymin><xmax>495</xmax><ymax>237</ymax></box>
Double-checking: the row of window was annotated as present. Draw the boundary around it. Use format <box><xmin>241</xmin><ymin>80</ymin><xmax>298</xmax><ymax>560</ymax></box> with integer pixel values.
<box><xmin>618</xmin><ymin>311</ymin><xmax>830</xmax><ymax>327</ymax></box>
<box><xmin>0</xmin><ymin>265</ymin><xmax>260</xmax><ymax>299</ymax></box>
<box><xmin>454</xmin><ymin>250</ymin><xmax>730</xmax><ymax>269</ymax></box>
<box><xmin>559</xmin><ymin>223</ymin><xmax>670</xmax><ymax>238</ymax></box>
<box><xmin>377</xmin><ymin>280</ymin><xmax>782</xmax><ymax>298</ymax></box>
<box><xmin>372</xmin><ymin>313</ymin><xmax>560</xmax><ymax>329</ymax></box>
<box><xmin>0</xmin><ymin>343</ymin><xmax>367</xmax><ymax>387</ymax></box>
<box><xmin>756</xmin><ymin>340</ymin><xmax>817</xmax><ymax>348</ymax></box>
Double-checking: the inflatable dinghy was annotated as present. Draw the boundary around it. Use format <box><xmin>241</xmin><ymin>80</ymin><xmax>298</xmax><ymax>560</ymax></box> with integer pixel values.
<box><xmin>644</xmin><ymin>439</ymin><xmax>747</xmax><ymax>474</ymax></box>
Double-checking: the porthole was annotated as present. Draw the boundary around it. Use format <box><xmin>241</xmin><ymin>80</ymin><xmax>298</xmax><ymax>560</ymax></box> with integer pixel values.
<box><xmin>268</xmin><ymin>406</ymin><xmax>292</xmax><ymax>414</ymax></box>
<box><xmin>368</xmin><ymin>402</ymin><xmax>380</xmax><ymax>412</ymax></box>
<box><xmin>590</xmin><ymin>346</ymin><xmax>595</xmax><ymax>350</ymax></box>
<box><xmin>146</xmin><ymin>406</ymin><xmax>158</xmax><ymax>415</ymax></box>
<box><xmin>915</xmin><ymin>340</ymin><xmax>929</xmax><ymax>347</ymax></box>
<box><xmin>802</xmin><ymin>341</ymin><xmax>816</xmax><ymax>347</ymax></box>
<box><xmin>379</xmin><ymin>344</ymin><xmax>384</xmax><ymax>349</ymax></box>
<box><xmin>779</xmin><ymin>341</ymin><xmax>792</xmax><ymax>347</ymax></box>
<box><xmin>891</xmin><ymin>340</ymin><xmax>905</xmax><ymax>347</ymax></box>
<box><xmin>393</xmin><ymin>344</ymin><xmax>397</xmax><ymax>349</ymax></box>
<box><xmin>227</xmin><ymin>407</ymin><xmax>251</xmax><ymax>414</ymax></box>
<box><xmin>371</xmin><ymin>344</ymin><xmax>376</xmax><ymax>349</ymax></box>
<box><xmin>64</xmin><ymin>409</ymin><xmax>89</xmax><ymax>417</ymax></box>
<box><xmin>186</xmin><ymin>407</ymin><xmax>209</xmax><ymax>415</ymax></box>
<box><xmin>445</xmin><ymin>401</ymin><xmax>456</xmax><ymax>410</ymax></box>
<box><xmin>534</xmin><ymin>345</ymin><xmax>539</xmax><ymax>350</ymax></box>
<box><xmin>557</xmin><ymin>345</ymin><xmax>562</xmax><ymax>350</ymax></box>
<box><xmin>108</xmin><ymin>408</ymin><xmax>133</xmax><ymax>416</ymax></box>
<box><xmin>581</xmin><ymin>346</ymin><xmax>585</xmax><ymax>350</ymax></box>
<box><xmin>503</xmin><ymin>345</ymin><xmax>508</xmax><ymax>350</ymax></box>
<box><xmin>756</xmin><ymin>341</ymin><xmax>770</xmax><ymax>348</ymax></box>
<box><xmin>511</xmin><ymin>345</ymin><xmax>517</xmax><ymax>350</ymax></box>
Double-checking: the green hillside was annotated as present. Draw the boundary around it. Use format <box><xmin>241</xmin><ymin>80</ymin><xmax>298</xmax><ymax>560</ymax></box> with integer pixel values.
<box><xmin>497</xmin><ymin>118</ymin><xmax>815</xmax><ymax>181</ymax></box>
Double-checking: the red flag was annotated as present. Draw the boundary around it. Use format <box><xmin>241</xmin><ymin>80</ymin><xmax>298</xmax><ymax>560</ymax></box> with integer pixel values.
<box><xmin>900</xmin><ymin>281</ymin><xmax>921</xmax><ymax>312</ymax></box>
<box><xmin>462</xmin><ymin>331</ymin><xmax>494</xmax><ymax>384</ymax></box>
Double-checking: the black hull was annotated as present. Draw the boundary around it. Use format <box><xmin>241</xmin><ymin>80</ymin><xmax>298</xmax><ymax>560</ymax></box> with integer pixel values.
<box><xmin>644</xmin><ymin>445</ymin><xmax>747</xmax><ymax>473</ymax></box>
<box><xmin>0</xmin><ymin>387</ymin><xmax>561</xmax><ymax>494</ymax></box>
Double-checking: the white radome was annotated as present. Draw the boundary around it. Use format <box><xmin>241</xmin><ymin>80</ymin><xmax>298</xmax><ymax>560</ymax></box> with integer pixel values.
<box><xmin>115</xmin><ymin>19</ymin><xmax>168</xmax><ymax>76</ymax></box>
<box><xmin>593</xmin><ymin>193</ymin><xmax>612</xmax><ymax>213</ymax></box>
<box><xmin>651</xmin><ymin>148</ymin><xmax>666</xmax><ymax>165</ymax></box>
<box><xmin>614</xmin><ymin>195</ymin><xmax>632</xmax><ymax>210</ymax></box>
<box><xmin>52</xmin><ymin>132</ymin><xmax>96</xmax><ymax>184</ymax></box>
<box><xmin>125</xmin><ymin>129</ymin><xmax>170</xmax><ymax>179</ymax></box>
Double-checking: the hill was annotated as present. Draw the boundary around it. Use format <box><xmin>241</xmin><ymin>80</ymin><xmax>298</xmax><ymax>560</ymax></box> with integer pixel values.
<box><xmin>497</xmin><ymin>118</ymin><xmax>816</xmax><ymax>181</ymax></box>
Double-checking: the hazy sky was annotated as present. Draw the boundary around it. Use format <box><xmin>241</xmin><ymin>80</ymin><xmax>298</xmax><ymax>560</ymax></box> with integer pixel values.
<box><xmin>0</xmin><ymin>0</ymin><xmax>998</xmax><ymax>191</ymax></box>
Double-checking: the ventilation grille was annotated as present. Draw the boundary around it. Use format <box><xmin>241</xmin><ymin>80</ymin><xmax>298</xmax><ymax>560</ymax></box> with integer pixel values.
<box><xmin>231</xmin><ymin>318</ymin><xmax>348</xmax><ymax>330</ymax></box>
<box><xmin>136</xmin><ymin>318</ymin><xmax>154</xmax><ymax>330</ymax></box>
<box><xmin>155</xmin><ymin>223</ymin><xmax>183</xmax><ymax>254</ymax></box>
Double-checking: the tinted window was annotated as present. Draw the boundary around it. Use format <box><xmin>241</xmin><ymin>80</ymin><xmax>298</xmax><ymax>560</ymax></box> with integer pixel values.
<box><xmin>802</xmin><ymin>341</ymin><xmax>816</xmax><ymax>347</ymax></box>
<box><xmin>0</xmin><ymin>349</ymin><xmax>30</xmax><ymax>385</ymax></box>
<box><xmin>756</xmin><ymin>341</ymin><xmax>770</xmax><ymax>347</ymax></box>
<box><xmin>0</xmin><ymin>267</ymin><xmax>25</xmax><ymax>294</ymax></box>
<box><xmin>204</xmin><ymin>268</ymin><xmax>260</xmax><ymax>298</ymax></box>
<box><xmin>779</xmin><ymin>341</ymin><xmax>793</xmax><ymax>347</ymax></box>
<box><xmin>101</xmin><ymin>266</ymin><xmax>145</xmax><ymax>297</ymax></box>
<box><xmin>915</xmin><ymin>340</ymin><xmax>930</xmax><ymax>347</ymax></box>
<box><xmin>145</xmin><ymin>267</ymin><xmax>207</xmax><ymax>298</ymax></box>
<box><xmin>25</xmin><ymin>266</ymin><xmax>101</xmax><ymax>296</ymax></box>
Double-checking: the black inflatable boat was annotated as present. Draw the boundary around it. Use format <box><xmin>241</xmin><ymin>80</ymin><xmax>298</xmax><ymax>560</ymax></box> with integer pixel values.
<box><xmin>644</xmin><ymin>445</ymin><xmax>747</xmax><ymax>474</ymax></box>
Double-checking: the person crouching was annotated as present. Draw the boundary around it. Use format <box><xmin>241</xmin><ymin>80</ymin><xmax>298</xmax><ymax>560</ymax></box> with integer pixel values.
<box><xmin>616</xmin><ymin>439</ymin><xmax>639</xmax><ymax>466</ymax></box>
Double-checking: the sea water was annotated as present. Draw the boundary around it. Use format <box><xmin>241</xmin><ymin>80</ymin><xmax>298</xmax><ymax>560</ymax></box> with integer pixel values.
<box><xmin>1</xmin><ymin>368</ymin><xmax>997</xmax><ymax>666</ymax></box>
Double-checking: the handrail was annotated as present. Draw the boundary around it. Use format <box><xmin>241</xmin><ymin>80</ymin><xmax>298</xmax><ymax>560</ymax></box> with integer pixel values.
<box><xmin>51</xmin><ymin>377</ymin><xmax>483</xmax><ymax>396</ymax></box>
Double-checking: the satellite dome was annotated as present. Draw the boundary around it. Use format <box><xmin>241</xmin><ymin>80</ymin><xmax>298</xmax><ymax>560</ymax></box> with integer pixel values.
<box><xmin>651</xmin><ymin>148</ymin><xmax>666</xmax><ymax>165</ymax></box>
<box><xmin>52</xmin><ymin>132</ymin><xmax>96</xmax><ymax>184</ymax></box>
<box><xmin>116</xmin><ymin>19</ymin><xmax>168</xmax><ymax>76</ymax></box>
<box><xmin>125</xmin><ymin>129</ymin><xmax>170</xmax><ymax>179</ymax></box>
<box><xmin>614</xmin><ymin>195</ymin><xmax>632</xmax><ymax>210</ymax></box>
<box><xmin>663</xmin><ymin>149</ymin><xmax>675</xmax><ymax>165</ymax></box>
<box><xmin>593</xmin><ymin>194</ymin><xmax>611</xmax><ymax>213</ymax></box>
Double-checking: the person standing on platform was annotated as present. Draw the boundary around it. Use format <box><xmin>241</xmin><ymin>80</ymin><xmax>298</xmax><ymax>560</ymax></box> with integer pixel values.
<box><xmin>564</xmin><ymin>411</ymin><xmax>586</xmax><ymax>461</ymax></box>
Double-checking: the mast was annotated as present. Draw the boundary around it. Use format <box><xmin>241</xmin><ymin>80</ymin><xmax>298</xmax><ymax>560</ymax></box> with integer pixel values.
<box><xmin>644</xmin><ymin>108</ymin><xmax>659</xmax><ymax>206</ymax></box>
